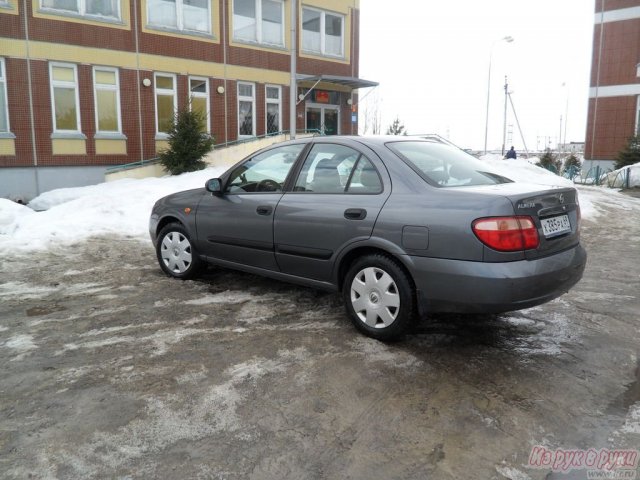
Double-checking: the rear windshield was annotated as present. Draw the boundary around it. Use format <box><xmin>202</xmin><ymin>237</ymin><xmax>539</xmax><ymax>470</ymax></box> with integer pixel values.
<box><xmin>387</xmin><ymin>141</ymin><xmax>513</xmax><ymax>187</ymax></box>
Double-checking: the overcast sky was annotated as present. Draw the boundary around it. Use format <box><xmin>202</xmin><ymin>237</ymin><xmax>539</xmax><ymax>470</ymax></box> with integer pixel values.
<box><xmin>358</xmin><ymin>0</ymin><xmax>595</xmax><ymax>152</ymax></box>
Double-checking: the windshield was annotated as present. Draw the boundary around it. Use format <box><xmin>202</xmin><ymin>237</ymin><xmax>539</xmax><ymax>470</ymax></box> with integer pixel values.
<box><xmin>387</xmin><ymin>141</ymin><xmax>513</xmax><ymax>187</ymax></box>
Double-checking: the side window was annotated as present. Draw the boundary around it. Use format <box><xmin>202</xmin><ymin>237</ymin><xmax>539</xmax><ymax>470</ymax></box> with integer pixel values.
<box><xmin>294</xmin><ymin>143</ymin><xmax>381</xmax><ymax>194</ymax></box>
<box><xmin>226</xmin><ymin>144</ymin><xmax>304</xmax><ymax>193</ymax></box>
<box><xmin>346</xmin><ymin>157</ymin><xmax>383</xmax><ymax>194</ymax></box>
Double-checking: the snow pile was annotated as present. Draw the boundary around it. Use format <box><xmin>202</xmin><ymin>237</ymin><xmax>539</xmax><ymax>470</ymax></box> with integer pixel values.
<box><xmin>478</xmin><ymin>154</ymin><xmax>574</xmax><ymax>187</ymax></box>
<box><xmin>0</xmin><ymin>166</ymin><xmax>225</xmax><ymax>254</ymax></box>
<box><xmin>604</xmin><ymin>162</ymin><xmax>640</xmax><ymax>188</ymax></box>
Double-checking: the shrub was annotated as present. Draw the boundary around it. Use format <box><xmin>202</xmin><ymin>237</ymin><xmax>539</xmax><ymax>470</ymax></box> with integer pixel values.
<box><xmin>615</xmin><ymin>134</ymin><xmax>640</xmax><ymax>170</ymax></box>
<box><xmin>537</xmin><ymin>149</ymin><xmax>561</xmax><ymax>174</ymax></box>
<box><xmin>159</xmin><ymin>107</ymin><xmax>214</xmax><ymax>175</ymax></box>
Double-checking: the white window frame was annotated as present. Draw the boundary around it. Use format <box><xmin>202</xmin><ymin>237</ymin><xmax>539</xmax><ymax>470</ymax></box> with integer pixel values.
<box><xmin>147</xmin><ymin>0</ymin><xmax>212</xmax><ymax>35</ymax></box>
<box><xmin>636</xmin><ymin>96</ymin><xmax>640</xmax><ymax>135</ymax></box>
<box><xmin>232</xmin><ymin>0</ymin><xmax>284</xmax><ymax>46</ymax></box>
<box><xmin>265</xmin><ymin>84</ymin><xmax>281</xmax><ymax>134</ymax></box>
<box><xmin>154</xmin><ymin>72</ymin><xmax>177</xmax><ymax>136</ymax></box>
<box><xmin>93</xmin><ymin>66</ymin><xmax>122</xmax><ymax>135</ymax></box>
<box><xmin>189</xmin><ymin>76</ymin><xmax>210</xmax><ymax>133</ymax></box>
<box><xmin>301</xmin><ymin>6</ymin><xmax>344</xmax><ymax>58</ymax></box>
<box><xmin>237</xmin><ymin>81</ymin><xmax>256</xmax><ymax>138</ymax></box>
<box><xmin>49</xmin><ymin>62</ymin><xmax>82</xmax><ymax>134</ymax></box>
<box><xmin>0</xmin><ymin>58</ymin><xmax>9</xmax><ymax>134</ymax></box>
<box><xmin>39</xmin><ymin>0</ymin><xmax>121</xmax><ymax>21</ymax></box>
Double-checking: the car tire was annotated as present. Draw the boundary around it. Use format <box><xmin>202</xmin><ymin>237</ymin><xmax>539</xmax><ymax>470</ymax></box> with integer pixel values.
<box><xmin>343</xmin><ymin>254</ymin><xmax>416</xmax><ymax>341</ymax></box>
<box><xmin>156</xmin><ymin>223</ymin><xmax>203</xmax><ymax>280</ymax></box>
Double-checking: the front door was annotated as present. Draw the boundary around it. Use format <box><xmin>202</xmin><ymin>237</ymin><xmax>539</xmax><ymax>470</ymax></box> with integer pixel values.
<box><xmin>196</xmin><ymin>143</ymin><xmax>306</xmax><ymax>271</ymax></box>
<box><xmin>306</xmin><ymin>104</ymin><xmax>340</xmax><ymax>135</ymax></box>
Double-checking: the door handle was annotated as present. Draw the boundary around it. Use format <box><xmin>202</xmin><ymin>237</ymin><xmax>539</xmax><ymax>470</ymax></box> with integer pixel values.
<box><xmin>344</xmin><ymin>208</ymin><xmax>367</xmax><ymax>220</ymax></box>
<box><xmin>256</xmin><ymin>205</ymin><xmax>273</xmax><ymax>216</ymax></box>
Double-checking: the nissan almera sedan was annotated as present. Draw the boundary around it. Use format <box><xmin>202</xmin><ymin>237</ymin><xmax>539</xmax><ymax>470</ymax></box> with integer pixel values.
<box><xmin>149</xmin><ymin>136</ymin><xmax>586</xmax><ymax>340</ymax></box>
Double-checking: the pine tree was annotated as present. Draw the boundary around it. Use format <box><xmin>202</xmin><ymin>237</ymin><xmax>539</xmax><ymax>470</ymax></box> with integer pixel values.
<box><xmin>615</xmin><ymin>134</ymin><xmax>640</xmax><ymax>170</ymax></box>
<box><xmin>563</xmin><ymin>153</ymin><xmax>581</xmax><ymax>172</ymax></box>
<box><xmin>386</xmin><ymin>117</ymin><xmax>407</xmax><ymax>136</ymax></box>
<box><xmin>159</xmin><ymin>107</ymin><xmax>214</xmax><ymax>175</ymax></box>
<box><xmin>537</xmin><ymin>149</ymin><xmax>561</xmax><ymax>174</ymax></box>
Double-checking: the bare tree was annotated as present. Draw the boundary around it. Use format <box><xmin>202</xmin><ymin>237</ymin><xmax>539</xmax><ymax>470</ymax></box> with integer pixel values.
<box><xmin>360</xmin><ymin>90</ymin><xmax>382</xmax><ymax>135</ymax></box>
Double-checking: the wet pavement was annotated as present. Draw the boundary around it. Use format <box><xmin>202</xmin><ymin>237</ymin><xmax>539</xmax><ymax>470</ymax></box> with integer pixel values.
<box><xmin>0</xmin><ymin>189</ymin><xmax>639</xmax><ymax>479</ymax></box>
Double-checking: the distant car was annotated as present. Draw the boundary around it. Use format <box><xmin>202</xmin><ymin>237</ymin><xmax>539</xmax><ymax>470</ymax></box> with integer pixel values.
<box><xmin>149</xmin><ymin>136</ymin><xmax>586</xmax><ymax>340</ymax></box>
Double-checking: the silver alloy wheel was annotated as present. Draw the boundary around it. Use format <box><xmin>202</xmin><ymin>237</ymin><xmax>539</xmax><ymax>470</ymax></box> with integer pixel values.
<box><xmin>160</xmin><ymin>231</ymin><xmax>193</xmax><ymax>274</ymax></box>
<box><xmin>350</xmin><ymin>266</ymin><xmax>400</xmax><ymax>328</ymax></box>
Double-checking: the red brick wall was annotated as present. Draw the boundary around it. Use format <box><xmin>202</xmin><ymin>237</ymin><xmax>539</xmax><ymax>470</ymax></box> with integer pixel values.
<box><xmin>596</xmin><ymin>0</ymin><xmax>640</xmax><ymax>12</ymax></box>
<box><xmin>590</xmin><ymin>21</ymin><xmax>640</xmax><ymax>87</ymax></box>
<box><xmin>585</xmin><ymin>96</ymin><xmax>637</xmax><ymax>160</ymax></box>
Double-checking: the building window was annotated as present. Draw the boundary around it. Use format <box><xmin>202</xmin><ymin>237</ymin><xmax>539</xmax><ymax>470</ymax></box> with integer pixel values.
<box><xmin>147</xmin><ymin>0</ymin><xmax>211</xmax><ymax>34</ymax></box>
<box><xmin>189</xmin><ymin>76</ymin><xmax>209</xmax><ymax>133</ymax></box>
<box><xmin>49</xmin><ymin>63</ymin><xmax>81</xmax><ymax>133</ymax></box>
<box><xmin>155</xmin><ymin>73</ymin><xmax>177</xmax><ymax>135</ymax></box>
<box><xmin>0</xmin><ymin>59</ymin><xmax>9</xmax><ymax>134</ymax></box>
<box><xmin>265</xmin><ymin>85</ymin><xmax>281</xmax><ymax>134</ymax></box>
<box><xmin>302</xmin><ymin>7</ymin><xmax>344</xmax><ymax>57</ymax></box>
<box><xmin>233</xmin><ymin>0</ymin><xmax>284</xmax><ymax>46</ymax></box>
<box><xmin>93</xmin><ymin>67</ymin><xmax>122</xmax><ymax>134</ymax></box>
<box><xmin>237</xmin><ymin>82</ymin><xmax>255</xmax><ymax>138</ymax></box>
<box><xmin>40</xmin><ymin>0</ymin><xmax>120</xmax><ymax>20</ymax></box>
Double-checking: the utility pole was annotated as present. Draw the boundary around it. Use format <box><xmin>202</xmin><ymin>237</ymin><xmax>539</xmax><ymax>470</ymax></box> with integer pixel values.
<box><xmin>501</xmin><ymin>76</ymin><xmax>508</xmax><ymax>156</ymax></box>
<box><xmin>289</xmin><ymin>0</ymin><xmax>297</xmax><ymax>140</ymax></box>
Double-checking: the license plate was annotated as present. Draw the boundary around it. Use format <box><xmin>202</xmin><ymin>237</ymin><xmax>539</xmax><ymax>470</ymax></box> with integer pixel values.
<box><xmin>541</xmin><ymin>214</ymin><xmax>571</xmax><ymax>237</ymax></box>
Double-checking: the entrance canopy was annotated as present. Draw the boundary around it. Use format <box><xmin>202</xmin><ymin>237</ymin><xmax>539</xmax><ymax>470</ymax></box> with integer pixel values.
<box><xmin>296</xmin><ymin>74</ymin><xmax>379</xmax><ymax>93</ymax></box>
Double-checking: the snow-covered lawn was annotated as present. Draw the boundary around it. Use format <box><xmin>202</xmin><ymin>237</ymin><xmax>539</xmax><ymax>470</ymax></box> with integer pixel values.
<box><xmin>0</xmin><ymin>154</ymin><xmax>638</xmax><ymax>255</ymax></box>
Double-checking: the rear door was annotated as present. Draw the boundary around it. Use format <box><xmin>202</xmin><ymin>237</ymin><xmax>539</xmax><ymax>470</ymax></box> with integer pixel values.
<box><xmin>274</xmin><ymin>141</ymin><xmax>391</xmax><ymax>282</ymax></box>
<box><xmin>195</xmin><ymin>143</ymin><xmax>306</xmax><ymax>270</ymax></box>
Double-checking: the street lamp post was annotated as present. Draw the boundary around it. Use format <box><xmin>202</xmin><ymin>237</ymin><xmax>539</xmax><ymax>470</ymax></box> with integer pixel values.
<box><xmin>484</xmin><ymin>36</ymin><xmax>514</xmax><ymax>155</ymax></box>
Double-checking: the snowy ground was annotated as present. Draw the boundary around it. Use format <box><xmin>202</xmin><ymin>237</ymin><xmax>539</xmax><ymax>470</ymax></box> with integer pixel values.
<box><xmin>1</xmin><ymin>153</ymin><xmax>640</xmax><ymax>479</ymax></box>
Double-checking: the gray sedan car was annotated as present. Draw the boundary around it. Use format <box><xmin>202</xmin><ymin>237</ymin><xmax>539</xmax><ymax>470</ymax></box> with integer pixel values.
<box><xmin>149</xmin><ymin>136</ymin><xmax>586</xmax><ymax>340</ymax></box>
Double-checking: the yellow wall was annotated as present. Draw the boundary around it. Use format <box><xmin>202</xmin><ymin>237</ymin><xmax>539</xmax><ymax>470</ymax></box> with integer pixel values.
<box><xmin>0</xmin><ymin>138</ymin><xmax>16</xmax><ymax>155</ymax></box>
<box><xmin>52</xmin><ymin>138</ymin><xmax>86</xmax><ymax>155</ymax></box>
<box><xmin>95</xmin><ymin>139</ymin><xmax>127</xmax><ymax>155</ymax></box>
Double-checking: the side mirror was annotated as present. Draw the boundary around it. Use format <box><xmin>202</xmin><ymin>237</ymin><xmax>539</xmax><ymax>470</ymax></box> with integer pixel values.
<box><xmin>205</xmin><ymin>178</ymin><xmax>223</xmax><ymax>194</ymax></box>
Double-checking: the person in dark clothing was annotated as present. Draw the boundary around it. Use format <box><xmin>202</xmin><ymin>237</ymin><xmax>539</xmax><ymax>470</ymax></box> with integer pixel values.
<box><xmin>505</xmin><ymin>146</ymin><xmax>517</xmax><ymax>159</ymax></box>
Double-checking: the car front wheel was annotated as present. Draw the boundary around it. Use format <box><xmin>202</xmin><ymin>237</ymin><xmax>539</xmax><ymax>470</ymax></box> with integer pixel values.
<box><xmin>343</xmin><ymin>254</ymin><xmax>415</xmax><ymax>341</ymax></box>
<box><xmin>156</xmin><ymin>223</ymin><xmax>203</xmax><ymax>279</ymax></box>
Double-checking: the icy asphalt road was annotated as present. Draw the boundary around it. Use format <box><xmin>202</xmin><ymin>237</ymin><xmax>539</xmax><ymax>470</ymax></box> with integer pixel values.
<box><xmin>1</xmin><ymin>189</ymin><xmax>639</xmax><ymax>480</ymax></box>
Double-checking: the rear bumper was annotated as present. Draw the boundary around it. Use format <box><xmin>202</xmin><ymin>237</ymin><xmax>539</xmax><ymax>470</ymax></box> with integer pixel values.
<box><xmin>407</xmin><ymin>244</ymin><xmax>587</xmax><ymax>314</ymax></box>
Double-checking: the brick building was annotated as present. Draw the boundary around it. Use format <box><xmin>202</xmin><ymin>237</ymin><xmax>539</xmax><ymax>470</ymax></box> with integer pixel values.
<box><xmin>0</xmin><ymin>0</ymin><xmax>374</xmax><ymax>199</ymax></box>
<box><xmin>585</xmin><ymin>0</ymin><xmax>640</xmax><ymax>170</ymax></box>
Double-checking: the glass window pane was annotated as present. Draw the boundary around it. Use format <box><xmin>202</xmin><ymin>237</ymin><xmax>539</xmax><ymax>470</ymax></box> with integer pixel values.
<box><xmin>347</xmin><ymin>157</ymin><xmax>382</xmax><ymax>193</ymax></box>
<box><xmin>54</xmin><ymin>87</ymin><xmax>78</xmax><ymax>130</ymax></box>
<box><xmin>266</xmin><ymin>86</ymin><xmax>279</xmax><ymax>99</ymax></box>
<box><xmin>148</xmin><ymin>0</ymin><xmax>177</xmax><ymax>27</ymax></box>
<box><xmin>302</xmin><ymin>9</ymin><xmax>321</xmax><ymax>52</ymax></box>
<box><xmin>325</xmin><ymin>14</ymin><xmax>342</xmax><ymax>56</ymax></box>
<box><xmin>238</xmin><ymin>100</ymin><xmax>253</xmax><ymax>135</ymax></box>
<box><xmin>191</xmin><ymin>96</ymin><xmax>207</xmax><ymax>116</ymax></box>
<box><xmin>227</xmin><ymin>144</ymin><xmax>304</xmax><ymax>192</ymax></box>
<box><xmin>52</xmin><ymin>66</ymin><xmax>75</xmax><ymax>82</ymax></box>
<box><xmin>266</xmin><ymin>102</ymin><xmax>279</xmax><ymax>134</ymax></box>
<box><xmin>261</xmin><ymin>0</ymin><xmax>282</xmax><ymax>44</ymax></box>
<box><xmin>183</xmin><ymin>0</ymin><xmax>209</xmax><ymax>32</ymax></box>
<box><xmin>190</xmin><ymin>78</ymin><xmax>207</xmax><ymax>93</ymax></box>
<box><xmin>97</xmin><ymin>90</ymin><xmax>118</xmax><ymax>131</ymax></box>
<box><xmin>156</xmin><ymin>75</ymin><xmax>174</xmax><ymax>90</ymax></box>
<box><xmin>157</xmin><ymin>94</ymin><xmax>174</xmax><ymax>133</ymax></box>
<box><xmin>95</xmin><ymin>69</ymin><xmax>116</xmax><ymax>85</ymax></box>
<box><xmin>86</xmin><ymin>0</ymin><xmax>118</xmax><ymax>17</ymax></box>
<box><xmin>238</xmin><ymin>83</ymin><xmax>253</xmax><ymax>97</ymax></box>
<box><xmin>295</xmin><ymin>144</ymin><xmax>360</xmax><ymax>193</ymax></box>
<box><xmin>0</xmin><ymin>87</ymin><xmax>7</xmax><ymax>132</ymax></box>
<box><xmin>42</xmin><ymin>0</ymin><xmax>78</xmax><ymax>12</ymax></box>
<box><xmin>233</xmin><ymin>0</ymin><xmax>256</xmax><ymax>41</ymax></box>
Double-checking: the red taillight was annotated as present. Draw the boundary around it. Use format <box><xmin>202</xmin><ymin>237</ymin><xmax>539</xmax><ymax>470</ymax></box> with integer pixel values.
<box><xmin>472</xmin><ymin>216</ymin><xmax>539</xmax><ymax>252</ymax></box>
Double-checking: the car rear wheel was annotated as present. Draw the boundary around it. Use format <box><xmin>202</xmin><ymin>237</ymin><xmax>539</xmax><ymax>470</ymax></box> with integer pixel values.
<box><xmin>343</xmin><ymin>254</ymin><xmax>415</xmax><ymax>341</ymax></box>
<box><xmin>156</xmin><ymin>223</ymin><xmax>203</xmax><ymax>279</ymax></box>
